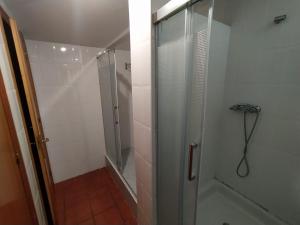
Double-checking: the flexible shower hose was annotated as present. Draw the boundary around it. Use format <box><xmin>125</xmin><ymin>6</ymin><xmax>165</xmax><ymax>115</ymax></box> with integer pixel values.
<box><xmin>236</xmin><ymin>112</ymin><xmax>260</xmax><ymax>178</ymax></box>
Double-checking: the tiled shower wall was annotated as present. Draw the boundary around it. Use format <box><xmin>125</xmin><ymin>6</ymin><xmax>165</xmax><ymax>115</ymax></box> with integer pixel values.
<box><xmin>0</xmin><ymin>15</ymin><xmax>47</xmax><ymax>225</ymax></box>
<box><xmin>128</xmin><ymin>1</ymin><xmax>175</xmax><ymax>224</ymax></box>
<box><xmin>128</xmin><ymin>0</ymin><xmax>154</xmax><ymax>224</ymax></box>
<box><xmin>214</xmin><ymin>0</ymin><xmax>300</xmax><ymax>223</ymax></box>
<box><xmin>26</xmin><ymin>40</ymin><xmax>106</xmax><ymax>183</ymax></box>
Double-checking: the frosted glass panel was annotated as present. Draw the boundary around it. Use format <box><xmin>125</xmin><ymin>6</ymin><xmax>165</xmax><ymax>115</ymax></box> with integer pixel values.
<box><xmin>98</xmin><ymin>50</ymin><xmax>136</xmax><ymax>194</ymax></box>
<box><xmin>156</xmin><ymin>1</ymin><xmax>212</xmax><ymax>225</ymax></box>
<box><xmin>183</xmin><ymin>3</ymin><xmax>210</xmax><ymax>225</ymax></box>
<box><xmin>156</xmin><ymin>10</ymin><xmax>187</xmax><ymax>225</ymax></box>
<box><xmin>97</xmin><ymin>53</ymin><xmax>120</xmax><ymax>167</ymax></box>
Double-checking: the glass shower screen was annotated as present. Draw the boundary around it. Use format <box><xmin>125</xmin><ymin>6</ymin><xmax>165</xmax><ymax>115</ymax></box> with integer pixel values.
<box><xmin>156</xmin><ymin>1</ymin><xmax>213</xmax><ymax>225</ymax></box>
<box><xmin>97</xmin><ymin>50</ymin><xmax>122</xmax><ymax>170</ymax></box>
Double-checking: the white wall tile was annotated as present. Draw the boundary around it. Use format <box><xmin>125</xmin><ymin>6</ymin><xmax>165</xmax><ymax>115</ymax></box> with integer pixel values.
<box><xmin>135</xmin><ymin>152</ymin><xmax>153</xmax><ymax>197</ymax></box>
<box><xmin>137</xmin><ymin>181</ymin><xmax>153</xmax><ymax>225</ymax></box>
<box><xmin>6</xmin><ymin>90</ymin><xmax>23</xmax><ymax>132</ymax></box>
<box><xmin>133</xmin><ymin>120</ymin><xmax>152</xmax><ymax>163</ymax></box>
<box><xmin>0</xmin><ymin>43</ymin><xmax>15</xmax><ymax>91</ymax></box>
<box><xmin>132</xmin><ymin>86</ymin><xmax>152</xmax><ymax>128</ymax></box>
<box><xmin>131</xmin><ymin>40</ymin><xmax>152</xmax><ymax>86</ymax></box>
<box><xmin>138</xmin><ymin>206</ymin><xmax>152</xmax><ymax>225</ymax></box>
<box><xmin>26</xmin><ymin>40</ymin><xmax>106</xmax><ymax>183</ymax></box>
<box><xmin>129</xmin><ymin>0</ymin><xmax>151</xmax><ymax>44</ymax></box>
<box><xmin>128</xmin><ymin>0</ymin><xmax>154</xmax><ymax>224</ymax></box>
<box><xmin>213</xmin><ymin>0</ymin><xmax>300</xmax><ymax>223</ymax></box>
<box><xmin>35</xmin><ymin>195</ymin><xmax>47</xmax><ymax>225</ymax></box>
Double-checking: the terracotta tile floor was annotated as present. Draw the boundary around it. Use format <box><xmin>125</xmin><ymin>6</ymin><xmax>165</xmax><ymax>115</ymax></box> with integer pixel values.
<box><xmin>54</xmin><ymin>167</ymin><xmax>137</xmax><ymax>225</ymax></box>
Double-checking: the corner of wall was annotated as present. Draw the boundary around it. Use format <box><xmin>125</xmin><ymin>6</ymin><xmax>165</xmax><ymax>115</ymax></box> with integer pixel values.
<box><xmin>128</xmin><ymin>0</ymin><xmax>156</xmax><ymax>224</ymax></box>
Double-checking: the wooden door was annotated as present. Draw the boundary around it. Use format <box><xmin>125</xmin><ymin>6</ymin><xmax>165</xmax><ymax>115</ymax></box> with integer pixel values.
<box><xmin>0</xmin><ymin>69</ymin><xmax>37</xmax><ymax>225</ymax></box>
<box><xmin>9</xmin><ymin>19</ymin><xmax>56</xmax><ymax>223</ymax></box>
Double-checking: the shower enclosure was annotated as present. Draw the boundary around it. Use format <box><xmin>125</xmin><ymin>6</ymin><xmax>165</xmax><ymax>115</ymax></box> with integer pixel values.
<box><xmin>155</xmin><ymin>0</ymin><xmax>299</xmax><ymax>225</ymax></box>
<box><xmin>97</xmin><ymin>49</ymin><xmax>136</xmax><ymax>194</ymax></box>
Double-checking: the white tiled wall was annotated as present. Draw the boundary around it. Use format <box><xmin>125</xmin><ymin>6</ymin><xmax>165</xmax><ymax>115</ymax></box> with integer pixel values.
<box><xmin>128</xmin><ymin>0</ymin><xmax>154</xmax><ymax>224</ymax></box>
<box><xmin>213</xmin><ymin>0</ymin><xmax>300</xmax><ymax>223</ymax></box>
<box><xmin>0</xmin><ymin>22</ymin><xmax>47</xmax><ymax>225</ymax></box>
<box><xmin>26</xmin><ymin>40</ymin><xmax>106</xmax><ymax>183</ymax></box>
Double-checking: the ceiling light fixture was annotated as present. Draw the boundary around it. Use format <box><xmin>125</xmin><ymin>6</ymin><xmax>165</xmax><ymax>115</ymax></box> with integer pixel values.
<box><xmin>60</xmin><ymin>47</ymin><xmax>67</xmax><ymax>52</ymax></box>
<box><xmin>53</xmin><ymin>46</ymin><xmax>56</xmax><ymax>49</ymax></box>
<box><xmin>74</xmin><ymin>58</ymin><xmax>79</xmax><ymax>61</ymax></box>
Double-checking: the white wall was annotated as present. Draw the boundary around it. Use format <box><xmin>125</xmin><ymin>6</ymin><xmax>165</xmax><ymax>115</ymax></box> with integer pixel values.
<box><xmin>26</xmin><ymin>40</ymin><xmax>106</xmax><ymax>183</ymax></box>
<box><xmin>128</xmin><ymin>0</ymin><xmax>154</xmax><ymax>224</ymax></box>
<box><xmin>214</xmin><ymin>0</ymin><xmax>300</xmax><ymax>224</ymax></box>
<box><xmin>0</xmin><ymin>16</ymin><xmax>47</xmax><ymax>225</ymax></box>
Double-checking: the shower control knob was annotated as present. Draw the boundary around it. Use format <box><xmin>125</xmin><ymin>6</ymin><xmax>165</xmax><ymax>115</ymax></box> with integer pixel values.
<box><xmin>115</xmin><ymin>121</ymin><xmax>119</xmax><ymax>125</ymax></box>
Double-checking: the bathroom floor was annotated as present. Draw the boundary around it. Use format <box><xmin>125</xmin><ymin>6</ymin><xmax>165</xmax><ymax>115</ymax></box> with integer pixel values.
<box><xmin>54</xmin><ymin>167</ymin><xmax>137</xmax><ymax>225</ymax></box>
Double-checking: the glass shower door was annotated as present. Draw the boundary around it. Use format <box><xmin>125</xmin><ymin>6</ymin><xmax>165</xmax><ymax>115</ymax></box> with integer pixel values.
<box><xmin>156</xmin><ymin>1</ymin><xmax>213</xmax><ymax>225</ymax></box>
<box><xmin>183</xmin><ymin>2</ymin><xmax>212</xmax><ymax>225</ymax></box>
<box><xmin>156</xmin><ymin>9</ymin><xmax>187</xmax><ymax>225</ymax></box>
<box><xmin>97</xmin><ymin>50</ymin><xmax>122</xmax><ymax>170</ymax></box>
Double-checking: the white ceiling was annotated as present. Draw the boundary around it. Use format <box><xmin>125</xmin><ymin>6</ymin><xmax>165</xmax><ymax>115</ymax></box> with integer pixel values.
<box><xmin>4</xmin><ymin>0</ymin><xmax>129</xmax><ymax>47</ymax></box>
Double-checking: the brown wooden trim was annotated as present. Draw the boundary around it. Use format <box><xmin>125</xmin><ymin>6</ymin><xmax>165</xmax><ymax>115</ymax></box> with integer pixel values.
<box><xmin>0</xmin><ymin>8</ymin><xmax>40</xmax><ymax>225</ymax></box>
<box><xmin>9</xmin><ymin>18</ymin><xmax>57</xmax><ymax>224</ymax></box>
<box><xmin>0</xmin><ymin>68</ymin><xmax>38</xmax><ymax>225</ymax></box>
<box><xmin>0</xmin><ymin>13</ymin><xmax>48</xmax><ymax>221</ymax></box>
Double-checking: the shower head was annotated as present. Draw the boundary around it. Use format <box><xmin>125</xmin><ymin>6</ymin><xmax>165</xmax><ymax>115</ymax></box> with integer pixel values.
<box><xmin>229</xmin><ymin>104</ymin><xmax>261</xmax><ymax>113</ymax></box>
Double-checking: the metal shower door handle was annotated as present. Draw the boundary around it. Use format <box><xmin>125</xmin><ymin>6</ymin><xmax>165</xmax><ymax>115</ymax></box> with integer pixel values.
<box><xmin>188</xmin><ymin>143</ymin><xmax>198</xmax><ymax>181</ymax></box>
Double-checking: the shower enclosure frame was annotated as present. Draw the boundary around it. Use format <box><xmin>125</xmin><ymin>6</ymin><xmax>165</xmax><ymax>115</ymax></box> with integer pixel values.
<box><xmin>154</xmin><ymin>0</ymin><xmax>214</xmax><ymax>224</ymax></box>
<box><xmin>97</xmin><ymin>48</ymin><xmax>137</xmax><ymax>206</ymax></box>
<box><xmin>153</xmin><ymin>0</ymin><xmax>201</xmax><ymax>23</ymax></box>
<box><xmin>97</xmin><ymin>49</ymin><xmax>123</xmax><ymax>171</ymax></box>
<box><xmin>155</xmin><ymin>0</ymin><xmax>298</xmax><ymax>224</ymax></box>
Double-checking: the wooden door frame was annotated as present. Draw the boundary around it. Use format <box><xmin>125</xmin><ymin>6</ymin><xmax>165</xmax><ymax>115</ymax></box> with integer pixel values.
<box><xmin>0</xmin><ymin>6</ymin><xmax>53</xmax><ymax>225</ymax></box>
<box><xmin>9</xmin><ymin>18</ymin><xmax>57</xmax><ymax>224</ymax></box>
<box><xmin>0</xmin><ymin>67</ymin><xmax>38</xmax><ymax>224</ymax></box>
